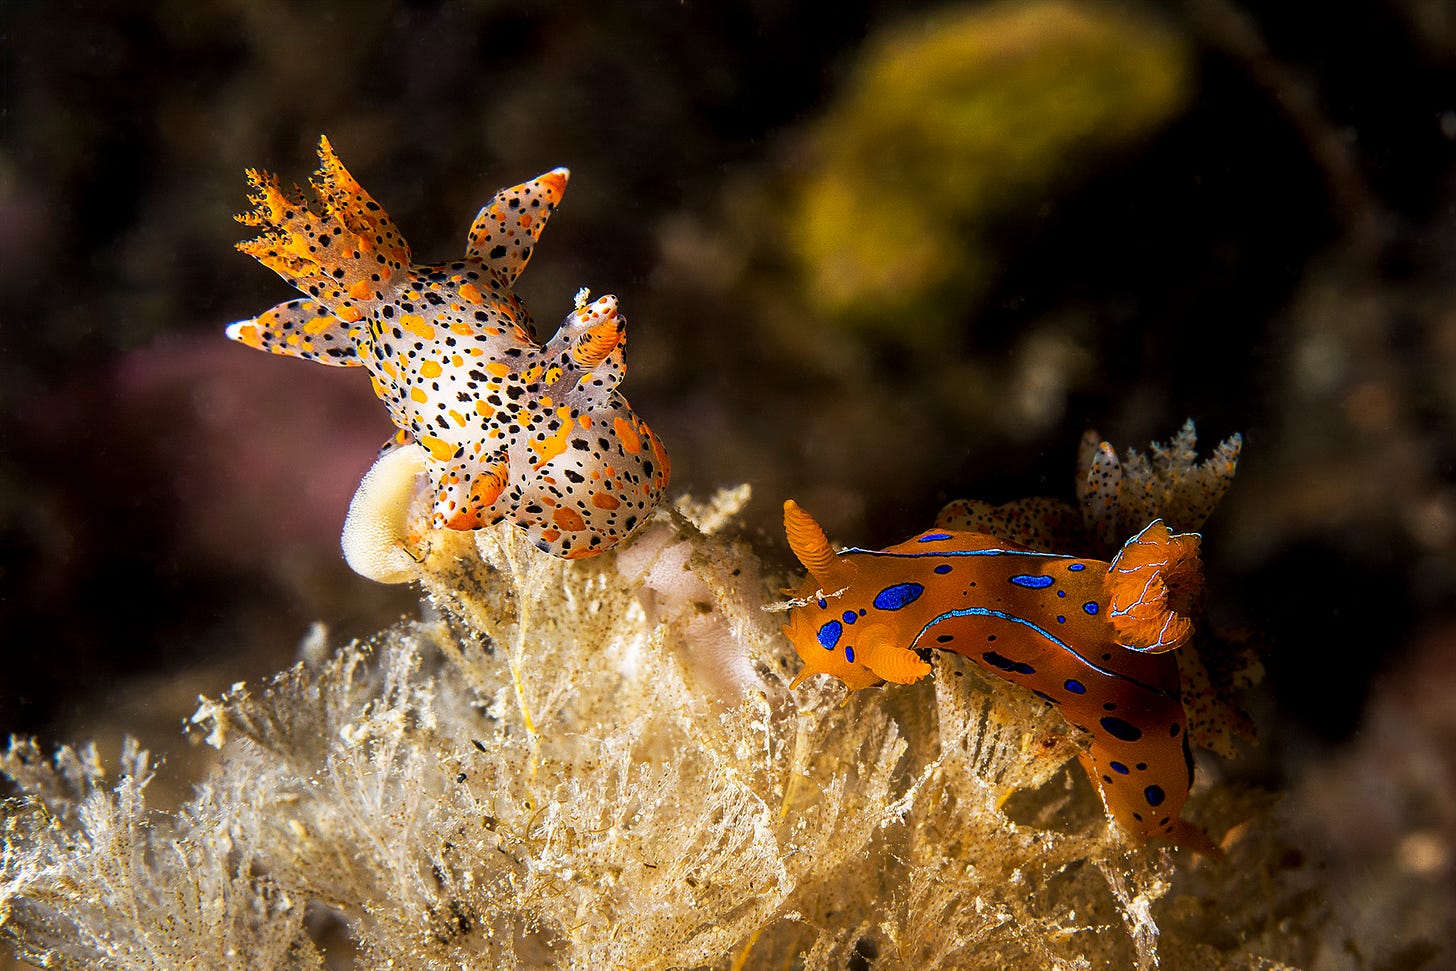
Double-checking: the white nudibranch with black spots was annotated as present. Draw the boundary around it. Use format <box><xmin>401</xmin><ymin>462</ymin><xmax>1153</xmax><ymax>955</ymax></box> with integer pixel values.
<box><xmin>225</xmin><ymin>136</ymin><xmax>669</xmax><ymax>573</ymax></box>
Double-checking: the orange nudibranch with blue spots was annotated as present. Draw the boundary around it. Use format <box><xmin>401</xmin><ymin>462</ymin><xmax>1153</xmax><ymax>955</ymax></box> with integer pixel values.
<box><xmin>226</xmin><ymin>136</ymin><xmax>668</xmax><ymax>558</ymax></box>
<box><xmin>781</xmin><ymin>500</ymin><xmax>1219</xmax><ymax>855</ymax></box>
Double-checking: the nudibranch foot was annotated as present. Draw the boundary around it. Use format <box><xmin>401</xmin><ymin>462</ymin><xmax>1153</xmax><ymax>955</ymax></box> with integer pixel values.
<box><xmin>226</xmin><ymin>136</ymin><xmax>669</xmax><ymax>570</ymax></box>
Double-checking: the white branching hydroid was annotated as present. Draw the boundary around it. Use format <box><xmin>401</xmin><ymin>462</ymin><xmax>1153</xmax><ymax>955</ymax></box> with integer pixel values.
<box><xmin>0</xmin><ymin>486</ymin><xmax>1342</xmax><ymax>969</ymax></box>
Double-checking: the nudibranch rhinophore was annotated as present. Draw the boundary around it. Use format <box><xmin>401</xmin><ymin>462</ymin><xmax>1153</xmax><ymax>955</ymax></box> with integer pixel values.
<box><xmin>780</xmin><ymin>499</ymin><xmax>1220</xmax><ymax>855</ymax></box>
<box><xmin>226</xmin><ymin>136</ymin><xmax>669</xmax><ymax>563</ymax></box>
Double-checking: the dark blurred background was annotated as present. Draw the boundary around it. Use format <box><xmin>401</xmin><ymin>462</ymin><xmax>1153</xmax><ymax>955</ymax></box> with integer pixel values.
<box><xmin>3</xmin><ymin>0</ymin><xmax>1456</xmax><ymax>936</ymax></box>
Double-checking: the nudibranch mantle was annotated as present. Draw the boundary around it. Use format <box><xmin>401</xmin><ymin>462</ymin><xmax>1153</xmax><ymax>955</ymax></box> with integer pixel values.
<box><xmin>781</xmin><ymin>499</ymin><xmax>1218</xmax><ymax>854</ymax></box>
<box><xmin>226</xmin><ymin>136</ymin><xmax>668</xmax><ymax>561</ymax></box>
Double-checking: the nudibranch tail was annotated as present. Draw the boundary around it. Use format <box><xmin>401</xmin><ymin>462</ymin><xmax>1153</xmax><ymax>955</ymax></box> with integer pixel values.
<box><xmin>1165</xmin><ymin>816</ymin><xmax>1224</xmax><ymax>859</ymax></box>
<box><xmin>1106</xmin><ymin>520</ymin><xmax>1202</xmax><ymax>653</ymax></box>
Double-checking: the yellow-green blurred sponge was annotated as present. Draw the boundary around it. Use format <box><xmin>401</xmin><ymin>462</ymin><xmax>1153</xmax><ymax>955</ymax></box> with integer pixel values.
<box><xmin>794</xmin><ymin>0</ymin><xmax>1190</xmax><ymax>342</ymax></box>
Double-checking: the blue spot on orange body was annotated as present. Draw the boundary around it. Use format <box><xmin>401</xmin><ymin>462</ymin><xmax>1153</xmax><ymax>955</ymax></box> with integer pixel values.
<box><xmin>842</xmin><ymin>610</ymin><xmax>858</xmax><ymax>625</ymax></box>
<box><xmin>919</xmin><ymin>532</ymin><xmax>952</xmax><ymax>542</ymax></box>
<box><xmin>1009</xmin><ymin>574</ymin><xmax>1054</xmax><ymax>589</ymax></box>
<box><xmin>1110</xmin><ymin>761</ymin><xmax>1130</xmax><ymax>774</ymax></box>
<box><xmin>933</xmin><ymin>564</ymin><xmax>952</xmax><ymax>574</ymax></box>
<box><xmin>1100</xmin><ymin>716</ymin><xmax>1144</xmax><ymax>742</ymax></box>
<box><xmin>1144</xmin><ymin>785</ymin><xmax>1166</xmax><ymax>806</ymax></box>
<box><xmin>873</xmin><ymin>582</ymin><xmax>925</xmax><ymax>610</ymax></box>
<box><xmin>1064</xmin><ymin>679</ymin><xmax>1086</xmax><ymax>694</ymax></box>
<box><xmin>1067</xmin><ymin>562</ymin><xmax>1086</xmax><ymax>572</ymax></box>
<box><xmin>1083</xmin><ymin>601</ymin><xmax>1100</xmax><ymax>615</ymax></box>
<box><xmin>817</xmin><ymin>620</ymin><xmax>842</xmax><ymax>650</ymax></box>
<box><xmin>982</xmin><ymin>651</ymin><xmax>1035</xmax><ymax>675</ymax></box>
